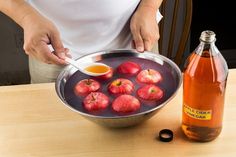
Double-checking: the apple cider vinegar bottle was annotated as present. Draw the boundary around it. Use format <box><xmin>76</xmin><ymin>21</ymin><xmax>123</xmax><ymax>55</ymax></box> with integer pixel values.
<box><xmin>182</xmin><ymin>30</ymin><xmax>228</xmax><ymax>142</ymax></box>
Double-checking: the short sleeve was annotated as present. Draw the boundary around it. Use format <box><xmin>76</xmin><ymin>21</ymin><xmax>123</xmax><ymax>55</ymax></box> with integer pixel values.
<box><xmin>156</xmin><ymin>9</ymin><xmax>163</xmax><ymax>23</ymax></box>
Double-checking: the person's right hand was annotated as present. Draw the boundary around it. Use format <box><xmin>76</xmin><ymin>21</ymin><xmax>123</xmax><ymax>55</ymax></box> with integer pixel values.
<box><xmin>21</xmin><ymin>13</ymin><xmax>69</xmax><ymax>65</ymax></box>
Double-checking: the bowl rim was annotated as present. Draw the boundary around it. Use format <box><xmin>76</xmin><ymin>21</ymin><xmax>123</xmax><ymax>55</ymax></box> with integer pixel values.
<box><xmin>55</xmin><ymin>49</ymin><xmax>182</xmax><ymax>119</ymax></box>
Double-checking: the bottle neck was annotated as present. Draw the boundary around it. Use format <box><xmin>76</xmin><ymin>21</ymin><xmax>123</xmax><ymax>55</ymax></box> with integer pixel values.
<box><xmin>195</xmin><ymin>40</ymin><xmax>220</xmax><ymax>57</ymax></box>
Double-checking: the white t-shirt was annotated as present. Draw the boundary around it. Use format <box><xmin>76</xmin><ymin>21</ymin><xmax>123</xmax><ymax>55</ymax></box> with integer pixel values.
<box><xmin>28</xmin><ymin>0</ymin><xmax>162</xmax><ymax>59</ymax></box>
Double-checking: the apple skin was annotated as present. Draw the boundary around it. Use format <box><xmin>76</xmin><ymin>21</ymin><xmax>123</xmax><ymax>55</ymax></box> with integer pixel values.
<box><xmin>112</xmin><ymin>94</ymin><xmax>141</xmax><ymax>113</ymax></box>
<box><xmin>74</xmin><ymin>79</ymin><xmax>100</xmax><ymax>96</ymax></box>
<box><xmin>117</xmin><ymin>61</ymin><xmax>141</xmax><ymax>75</ymax></box>
<box><xmin>136</xmin><ymin>69</ymin><xmax>162</xmax><ymax>84</ymax></box>
<box><xmin>137</xmin><ymin>85</ymin><xmax>163</xmax><ymax>100</ymax></box>
<box><xmin>95</xmin><ymin>67</ymin><xmax>114</xmax><ymax>80</ymax></box>
<box><xmin>83</xmin><ymin>92</ymin><xmax>109</xmax><ymax>111</ymax></box>
<box><xmin>108</xmin><ymin>78</ymin><xmax>134</xmax><ymax>94</ymax></box>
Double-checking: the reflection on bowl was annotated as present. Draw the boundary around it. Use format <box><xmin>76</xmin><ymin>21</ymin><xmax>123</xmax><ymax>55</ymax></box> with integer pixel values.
<box><xmin>55</xmin><ymin>49</ymin><xmax>182</xmax><ymax>128</ymax></box>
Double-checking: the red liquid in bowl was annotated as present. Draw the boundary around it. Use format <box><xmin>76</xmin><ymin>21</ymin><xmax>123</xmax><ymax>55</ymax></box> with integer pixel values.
<box><xmin>64</xmin><ymin>56</ymin><xmax>178</xmax><ymax>117</ymax></box>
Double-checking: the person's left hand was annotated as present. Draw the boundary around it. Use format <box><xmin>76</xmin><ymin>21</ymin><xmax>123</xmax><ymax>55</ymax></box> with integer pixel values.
<box><xmin>130</xmin><ymin>6</ymin><xmax>160</xmax><ymax>52</ymax></box>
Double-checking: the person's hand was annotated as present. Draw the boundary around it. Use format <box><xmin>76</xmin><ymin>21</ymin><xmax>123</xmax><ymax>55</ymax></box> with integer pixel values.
<box><xmin>130</xmin><ymin>5</ymin><xmax>160</xmax><ymax>52</ymax></box>
<box><xmin>21</xmin><ymin>13</ymin><xmax>70</xmax><ymax>65</ymax></box>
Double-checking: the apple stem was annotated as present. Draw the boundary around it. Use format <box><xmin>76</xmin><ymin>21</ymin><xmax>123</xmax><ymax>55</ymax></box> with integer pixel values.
<box><xmin>91</xmin><ymin>94</ymin><xmax>96</xmax><ymax>101</ymax></box>
<box><xmin>148</xmin><ymin>69</ymin><xmax>151</xmax><ymax>75</ymax></box>
<box><xmin>116</xmin><ymin>80</ymin><xmax>122</xmax><ymax>86</ymax></box>
<box><xmin>151</xmin><ymin>89</ymin><xmax>156</xmax><ymax>93</ymax></box>
<box><xmin>86</xmin><ymin>79</ymin><xmax>92</xmax><ymax>85</ymax></box>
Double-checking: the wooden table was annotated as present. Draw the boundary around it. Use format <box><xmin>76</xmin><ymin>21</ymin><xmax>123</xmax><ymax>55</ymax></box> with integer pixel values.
<box><xmin>0</xmin><ymin>69</ymin><xmax>236</xmax><ymax>157</ymax></box>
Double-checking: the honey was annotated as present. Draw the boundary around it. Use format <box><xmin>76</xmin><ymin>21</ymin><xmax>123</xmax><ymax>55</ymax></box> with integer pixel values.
<box><xmin>85</xmin><ymin>65</ymin><xmax>110</xmax><ymax>74</ymax></box>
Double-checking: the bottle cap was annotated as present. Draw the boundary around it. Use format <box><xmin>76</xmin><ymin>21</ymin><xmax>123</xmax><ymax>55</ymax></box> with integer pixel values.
<box><xmin>158</xmin><ymin>129</ymin><xmax>173</xmax><ymax>142</ymax></box>
<box><xmin>200</xmin><ymin>30</ymin><xmax>216</xmax><ymax>43</ymax></box>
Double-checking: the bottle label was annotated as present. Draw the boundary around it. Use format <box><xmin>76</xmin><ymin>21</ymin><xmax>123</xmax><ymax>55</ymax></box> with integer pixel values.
<box><xmin>183</xmin><ymin>104</ymin><xmax>212</xmax><ymax>120</ymax></box>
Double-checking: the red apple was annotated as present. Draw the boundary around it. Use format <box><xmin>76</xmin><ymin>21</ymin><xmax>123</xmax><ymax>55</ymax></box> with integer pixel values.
<box><xmin>112</xmin><ymin>95</ymin><xmax>140</xmax><ymax>113</ymax></box>
<box><xmin>117</xmin><ymin>61</ymin><xmax>141</xmax><ymax>75</ymax></box>
<box><xmin>136</xmin><ymin>69</ymin><xmax>162</xmax><ymax>84</ymax></box>
<box><xmin>83</xmin><ymin>92</ymin><xmax>109</xmax><ymax>111</ymax></box>
<box><xmin>108</xmin><ymin>78</ymin><xmax>134</xmax><ymax>94</ymax></box>
<box><xmin>74</xmin><ymin>79</ymin><xmax>100</xmax><ymax>96</ymax></box>
<box><xmin>95</xmin><ymin>67</ymin><xmax>114</xmax><ymax>80</ymax></box>
<box><xmin>137</xmin><ymin>85</ymin><xmax>163</xmax><ymax>100</ymax></box>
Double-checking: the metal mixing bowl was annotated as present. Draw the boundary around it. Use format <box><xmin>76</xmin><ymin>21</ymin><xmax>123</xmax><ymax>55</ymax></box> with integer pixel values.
<box><xmin>55</xmin><ymin>49</ymin><xmax>182</xmax><ymax>128</ymax></box>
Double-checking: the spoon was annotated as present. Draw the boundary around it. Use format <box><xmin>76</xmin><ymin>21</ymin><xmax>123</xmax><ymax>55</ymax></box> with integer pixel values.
<box><xmin>65</xmin><ymin>57</ymin><xmax>110</xmax><ymax>76</ymax></box>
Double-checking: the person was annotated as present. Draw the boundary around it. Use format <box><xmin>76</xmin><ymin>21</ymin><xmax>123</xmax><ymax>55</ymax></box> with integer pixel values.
<box><xmin>0</xmin><ymin>0</ymin><xmax>163</xmax><ymax>83</ymax></box>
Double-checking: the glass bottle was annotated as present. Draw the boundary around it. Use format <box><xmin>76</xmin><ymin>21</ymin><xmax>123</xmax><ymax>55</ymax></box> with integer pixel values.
<box><xmin>182</xmin><ymin>30</ymin><xmax>228</xmax><ymax>142</ymax></box>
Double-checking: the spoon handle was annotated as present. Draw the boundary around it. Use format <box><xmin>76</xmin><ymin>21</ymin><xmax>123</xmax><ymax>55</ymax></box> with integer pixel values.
<box><xmin>65</xmin><ymin>57</ymin><xmax>82</xmax><ymax>70</ymax></box>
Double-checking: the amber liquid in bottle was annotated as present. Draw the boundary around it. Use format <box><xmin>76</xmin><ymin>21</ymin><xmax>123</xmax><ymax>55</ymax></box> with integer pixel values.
<box><xmin>182</xmin><ymin>31</ymin><xmax>228</xmax><ymax>142</ymax></box>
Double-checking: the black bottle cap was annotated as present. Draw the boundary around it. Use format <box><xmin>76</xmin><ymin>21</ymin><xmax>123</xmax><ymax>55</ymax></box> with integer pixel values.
<box><xmin>159</xmin><ymin>129</ymin><xmax>173</xmax><ymax>142</ymax></box>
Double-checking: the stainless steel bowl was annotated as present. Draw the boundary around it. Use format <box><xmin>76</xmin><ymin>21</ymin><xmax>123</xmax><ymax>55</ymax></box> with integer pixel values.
<box><xmin>55</xmin><ymin>49</ymin><xmax>182</xmax><ymax>128</ymax></box>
